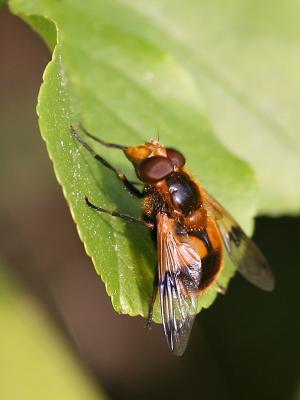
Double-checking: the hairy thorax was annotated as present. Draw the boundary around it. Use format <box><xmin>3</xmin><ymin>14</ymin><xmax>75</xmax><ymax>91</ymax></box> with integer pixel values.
<box><xmin>143</xmin><ymin>171</ymin><xmax>207</xmax><ymax>231</ymax></box>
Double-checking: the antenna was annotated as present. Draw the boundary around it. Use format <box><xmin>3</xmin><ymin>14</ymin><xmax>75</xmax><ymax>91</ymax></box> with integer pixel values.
<box><xmin>156</xmin><ymin>127</ymin><xmax>160</xmax><ymax>142</ymax></box>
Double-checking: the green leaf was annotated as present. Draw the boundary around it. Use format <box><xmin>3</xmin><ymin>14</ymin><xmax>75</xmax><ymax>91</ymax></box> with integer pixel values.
<box><xmin>9</xmin><ymin>0</ymin><xmax>258</xmax><ymax>319</ymax></box>
<box><xmin>0</xmin><ymin>264</ymin><xmax>105</xmax><ymax>400</ymax></box>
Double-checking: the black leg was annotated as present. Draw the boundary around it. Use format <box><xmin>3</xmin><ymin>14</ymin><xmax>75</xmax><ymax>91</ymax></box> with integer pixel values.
<box><xmin>79</xmin><ymin>123</ymin><xmax>127</xmax><ymax>150</ymax></box>
<box><xmin>85</xmin><ymin>197</ymin><xmax>153</xmax><ymax>229</ymax></box>
<box><xmin>71</xmin><ymin>125</ymin><xmax>144</xmax><ymax>198</ymax></box>
<box><xmin>145</xmin><ymin>272</ymin><xmax>159</xmax><ymax>329</ymax></box>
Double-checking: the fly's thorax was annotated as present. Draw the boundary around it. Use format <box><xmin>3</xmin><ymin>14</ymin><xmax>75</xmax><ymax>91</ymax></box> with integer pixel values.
<box><xmin>142</xmin><ymin>185</ymin><xmax>170</xmax><ymax>220</ymax></box>
<box><xmin>143</xmin><ymin>172</ymin><xmax>205</xmax><ymax>223</ymax></box>
<box><xmin>166</xmin><ymin>172</ymin><xmax>201</xmax><ymax>214</ymax></box>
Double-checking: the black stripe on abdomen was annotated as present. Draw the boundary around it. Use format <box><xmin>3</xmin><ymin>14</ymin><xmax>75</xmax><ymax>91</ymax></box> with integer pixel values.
<box><xmin>193</xmin><ymin>229</ymin><xmax>222</xmax><ymax>291</ymax></box>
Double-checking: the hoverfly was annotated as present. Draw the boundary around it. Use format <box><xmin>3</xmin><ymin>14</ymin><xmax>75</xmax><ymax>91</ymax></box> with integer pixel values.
<box><xmin>71</xmin><ymin>125</ymin><xmax>275</xmax><ymax>356</ymax></box>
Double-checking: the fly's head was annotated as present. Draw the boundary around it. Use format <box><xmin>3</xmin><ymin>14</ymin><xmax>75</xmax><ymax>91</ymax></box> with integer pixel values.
<box><xmin>124</xmin><ymin>139</ymin><xmax>186</xmax><ymax>184</ymax></box>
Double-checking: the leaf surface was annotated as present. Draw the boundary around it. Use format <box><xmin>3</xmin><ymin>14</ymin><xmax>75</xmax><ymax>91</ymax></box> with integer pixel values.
<box><xmin>9</xmin><ymin>0</ymin><xmax>263</xmax><ymax>319</ymax></box>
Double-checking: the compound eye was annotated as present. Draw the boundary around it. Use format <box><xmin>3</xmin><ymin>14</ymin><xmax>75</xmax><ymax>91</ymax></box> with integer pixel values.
<box><xmin>166</xmin><ymin>148</ymin><xmax>186</xmax><ymax>169</ymax></box>
<box><xmin>136</xmin><ymin>156</ymin><xmax>174</xmax><ymax>183</ymax></box>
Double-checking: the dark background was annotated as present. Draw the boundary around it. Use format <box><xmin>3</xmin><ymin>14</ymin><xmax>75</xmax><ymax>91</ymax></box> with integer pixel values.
<box><xmin>0</xmin><ymin>6</ymin><xmax>299</xmax><ymax>400</ymax></box>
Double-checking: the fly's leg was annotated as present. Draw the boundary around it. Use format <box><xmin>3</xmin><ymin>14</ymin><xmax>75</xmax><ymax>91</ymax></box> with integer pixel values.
<box><xmin>78</xmin><ymin>123</ymin><xmax>127</xmax><ymax>149</ymax></box>
<box><xmin>71</xmin><ymin>125</ymin><xmax>143</xmax><ymax>198</ymax></box>
<box><xmin>216</xmin><ymin>282</ymin><xmax>227</xmax><ymax>294</ymax></box>
<box><xmin>85</xmin><ymin>197</ymin><xmax>154</xmax><ymax>229</ymax></box>
<box><xmin>145</xmin><ymin>272</ymin><xmax>158</xmax><ymax>329</ymax></box>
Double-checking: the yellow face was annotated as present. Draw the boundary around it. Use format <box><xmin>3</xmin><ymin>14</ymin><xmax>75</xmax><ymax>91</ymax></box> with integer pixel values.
<box><xmin>124</xmin><ymin>139</ymin><xmax>167</xmax><ymax>166</ymax></box>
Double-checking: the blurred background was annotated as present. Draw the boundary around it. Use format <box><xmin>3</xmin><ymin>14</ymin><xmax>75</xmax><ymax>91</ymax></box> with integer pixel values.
<box><xmin>0</xmin><ymin>6</ymin><xmax>299</xmax><ymax>400</ymax></box>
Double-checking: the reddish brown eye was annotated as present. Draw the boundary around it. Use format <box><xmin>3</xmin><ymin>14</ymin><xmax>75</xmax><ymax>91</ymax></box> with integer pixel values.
<box><xmin>166</xmin><ymin>148</ymin><xmax>186</xmax><ymax>168</ymax></box>
<box><xmin>136</xmin><ymin>156</ymin><xmax>174</xmax><ymax>182</ymax></box>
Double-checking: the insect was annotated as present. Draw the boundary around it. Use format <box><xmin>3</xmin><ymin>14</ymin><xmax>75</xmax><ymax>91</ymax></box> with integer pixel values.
<box><xmin>71</xmin><ymin>125</ymin><xmax>275</xmax><ymax>356</ymax></box>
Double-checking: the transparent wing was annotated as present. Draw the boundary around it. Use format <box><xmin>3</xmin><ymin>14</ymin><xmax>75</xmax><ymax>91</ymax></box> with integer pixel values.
<box><xmin>203</xmin><ymin>191</ymin><xmax>275</xmax><ymax>291</ymax></box>
<box><xmin>157</xmin><ymin>213</ymin><xmax>202</xmax><ymax>356</ymax></box>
